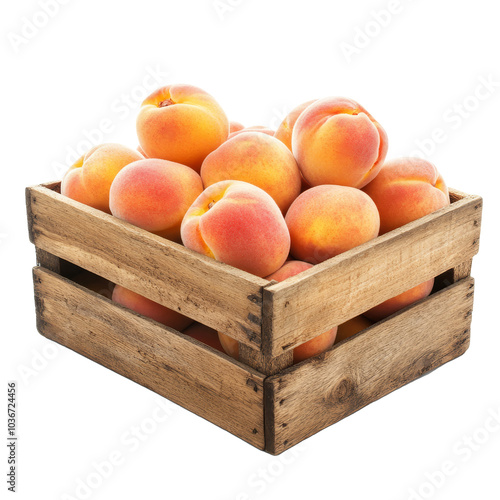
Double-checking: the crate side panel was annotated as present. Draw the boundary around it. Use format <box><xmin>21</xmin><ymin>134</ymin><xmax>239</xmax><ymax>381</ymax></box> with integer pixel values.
<box><xmin>28</xmin><ymin>185</ymin><xmax>266</xmax><ymax>348</ymax></box>
<box><xmin>33</xmin><ymin>267</ymin><xmax>265</xmax><ymax>449</ymax></box>
<box><xmin>265</xmin><ymin>278</ymin><xmax>474</xmax><ymax>454</ymax></box>
<box><xmin>267</xmin><ymin>194</ymin><xmax>482</xmax><ymax>355</ymax></box>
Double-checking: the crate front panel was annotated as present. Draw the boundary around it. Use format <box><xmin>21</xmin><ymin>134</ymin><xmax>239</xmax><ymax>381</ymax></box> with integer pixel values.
<box><xmin>265</xmin><ymin>190</ymin><xmax>482</xmax><ymax>356</ymax></box>
<box><xmin>33</xmin><ymin>266</ymin><xmax>266</xmax><ymax>449</ymax></box>
<box><xmin>26</xmin><ymin>183</ymin><xmax>268</xmax><ymax>349</ymax></box>
<box><xmin>265</xmin><ymin>277</ymin><xmax>474</xmax><ymax>454</ymax></box>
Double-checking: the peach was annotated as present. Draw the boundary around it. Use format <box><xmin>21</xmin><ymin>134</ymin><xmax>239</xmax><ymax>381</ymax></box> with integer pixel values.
<box><xmin>109</xmin><ymin>158</ymin><xmax>203</xmax><ymax>242</ymax></box>
<box><xmin>181</xmin><ymin>180</ymin><xmax>290</xmax><ymax>277</ymax></box>
<box><xmin>285</xmin><ymin>185</ymin><xmax>380</xmax><ymax>264</ymax></box>
<box><xmin>112</xmin><ymin>285</ymin><xmax>193</xmax><ymax>331</ymax></box>
<box><xmin>137</xmin><ymin>145</ymin><xmax>148</xmax><ymax>157</ymax></box>
<box><xmin>183</xmin><ymin>323</ymin><xmax>224</xmax><ymax>353</ymax></box>
<box><xmin>217</xmin><ymin>332</ymin><xmax>240</xmax><ymax>360</ymax></box>
<box><xmin>229</xmin><ymin>121</ymin><xmax>245</xmax><ymax>133</ymax></box>
<box><xmin>61</xmin><ymin>143</ymin><xmax>143</xmax><ymax>213</ymax></box>
<box><xmin>266</xmin><ymin>260</ymin><xmax>313</xmax><ymax>281</ymax></box>
<box><xmin>228</xmin><ymin>125</ymin><xmax>275</xmax><ymax>140</ymax></box>
<box><xmin>292</xmin><ymin>328</ymin><xmax>337</xmax><ymax>363</ymax></box>
<box><xmin>200</xmin><ymin>132</ymin><xmax>302</xmax><ymax>214</ymax></box>
<box><xmin>364</xmin><ymin>279</ymin><xmax>435</xmax><ymax>322</ymax></box>
<box><xmin>292</xmin><ymin>97</ymin><xmax>388</xmax><ymax>188</ymax></box>
<box><xmin>335</xmin><ymin>315</ymin><xmax>373</xmax><ymax>344</ymax></box>
<box><xmin>218</xmin><ymin>259</ymin><xmax>337</xmax><ymax>364</ymax></box>
<box><xmin>274</xmin><ymin>99</ymin><xmax>317</xmax><ymax>151</ymax></box>
<box><xmin>136</xmin><ymin>84</ymin><xmax>229</xmax><ymax>172</ymax></box>
<box><xmin>362</xmin><ymin>158</ymin><xmax>450</xmax><ymax>235</ymax></box>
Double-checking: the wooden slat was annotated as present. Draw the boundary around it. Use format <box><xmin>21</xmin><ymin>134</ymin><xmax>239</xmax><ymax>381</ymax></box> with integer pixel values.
<box><xmin>265</xmin><ymin>191</ymin><xmax>482</xmax><ymax>356</ymax></box>
<box><xmin>264</xmin><ymin>277</ymin><xmax>475</xmax><ymax>454</ymax></box>
<box><xmin>26</xmin><ymin>183</ymin><xmax>268</xmax><ymax>349</ymax></box>
<box><xmin>239</xmin><ymin>280</ymin><xmax>294</xmax><ymax>375</ymax></box>
<box><xmin>33</xmin><ymin>267</ymin><xmax>265</xmax><ymax>448</ymax></box>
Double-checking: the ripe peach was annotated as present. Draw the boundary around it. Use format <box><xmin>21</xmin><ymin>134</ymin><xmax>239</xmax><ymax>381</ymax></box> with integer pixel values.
<box><xmin>335</xmin><ymin>315</ymin><xmax>373</xmax><ymax>344</ymax></box>
<box><xmin>112</xmin><ymin>285</ymin><xmax>193</xmax><ymax>331</ymax></box>
<box><xmin>285</xmin><ymin>185</ymin><xmax>380</xmax><ymax>264</ymax></box>
<box><xmin>362</xmin><ymin>158</ymin><xmax>450</xmax><ymax>235</ymax></box>
<box><xmin>217</xmin><ymin>331</ymin><xmax>239</xmax><ymax>360</ymax></box>
<box><xmin>229</xmin><ymin>121</ymin><xmax>245</xmax><ymax>133</ymax></box>
<box><xmin>292</xmin><ymin>328</ymin><xmax>337</xmax><ymax>364</ymax></box>
<box><xmin>136</xmin><ymin>84</ymin><xmax>229</xmax><ymax>172</ymax></box>
<box><xmin>265</xmin><ymin>260</ymin><xmax>313</xmax><ymax>281</ymax></box>
<box><xmin>364</xmin><ymin>279</ymin><xmax>435</xmax><ymax>322</ymax></box>
<box><xmin>218</xmin><ymin>259</ymin><xmax>336</xmax><ymax>364</ymax></box>
<box><xmin>292</xmin><ymin>97</ymin><xmax>388</xmax><ymax>188</ymax></box>
<box><xmin>274</xmin><ymin>99</ymin><xmax>317</xmax><ymax>151</ymax></box>
<box><xmin>61</xmin><ymin>143</ymin><xmax>143</xmax><ymax>213</ymax></box>
<box><xmin>109</xmin><ymin>159</ymin><xmax>203</xmax><ymax>242</ymax></box>
<box><xmin>183</xmin><ymin>323</ymin><xmax>224</xmax><ymax>353</ymax></box>
<box><xmin>200</xmin><ymin>132</ymin><xmax>302</xmax><ymax>214</ymax></box>
<box><xmin>228</xmin><ymin>125</ymin><xmax>275</xmax><ymax>140</ymax></box>
<box><xmin>181</xmin><ymin>180</ymin><xmax>290</xmax><ymax>277</ymax></box>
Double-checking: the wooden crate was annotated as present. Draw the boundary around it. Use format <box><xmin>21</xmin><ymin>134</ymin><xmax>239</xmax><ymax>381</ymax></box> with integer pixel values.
<box><xmin>26</xmin><ymin>182</ymin><xmax>482</xmax><ymax>454</ymax></box>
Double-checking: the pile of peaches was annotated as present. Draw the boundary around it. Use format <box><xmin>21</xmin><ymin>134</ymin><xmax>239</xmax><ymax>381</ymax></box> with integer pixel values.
<box><xmin>61</xmin><ymin>84</ymin><xmax>450</xmax><ymax>364</ymax></box>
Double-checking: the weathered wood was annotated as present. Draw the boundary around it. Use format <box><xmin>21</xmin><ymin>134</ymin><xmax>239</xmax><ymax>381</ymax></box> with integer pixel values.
<box><xmin>452</xmin><ymin>259</ymin><xmax>473</xmax><ymax>281</ymax></box>
<box><xmin>33</xmin><ymin>267</ymin><xmax>266</xmax><ymax>448</ymax></box>
<box><xmin>264</xmin><ymin>191</ymin><xmax>482</xmax><ymax>356</ymax></box>
<box><xmin>265</xmin><ymin>278</ymin><xmax>475</xmax><ymax>455</ymax></box>
<box><xmin>240</xmin><ymin>346</ymin><xmax>293</xmax><ymax>376</ymax></box>
<box><xmin>240</xmin><ymin>281</ymin><xmax>294</xmax><ymax>375</ymax></box>
<box><xmin>27</xmin><ymin>183</ymin><xmax>268</xmax><ymax>349</ymax></box>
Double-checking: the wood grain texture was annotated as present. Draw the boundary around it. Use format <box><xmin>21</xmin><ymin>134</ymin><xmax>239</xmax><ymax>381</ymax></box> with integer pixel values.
<box><xmin>33</xmin><ymin>266</ymin><xmax>266</xmax><ymax>448</ymax></box>
<box><xmin>264</xmin><ymin>191</ymin><xmax>482</xmax><ymax>356</ymax></box>
<box><xmin>239</xmin><ymin>280</ymin><xmax>294</xmax><ymax>375</ymax></box>
<box><xmin>264</xmin><ymin>277</ymin><xmax>475</xmax><ymax>455</ymax></box>
<box><xmin>26</xmin><ymin>183</ymin><xmax>268</xmax><ymax>349</ymax></box>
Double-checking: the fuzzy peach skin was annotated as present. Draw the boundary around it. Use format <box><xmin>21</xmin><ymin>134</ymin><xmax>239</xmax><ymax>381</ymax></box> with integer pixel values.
<box><xmin>181</xmin><ymin>180</ymin><xmax>290</xmax><ymax>277</ymax></box>
<box><xmin>136</xmin><ymin>84</ymin><xmax>229</xmax><ymax>172</ymax></box>
<box><xmin>200</xmin><ymin>132</ymin><xmax>302</xmax><ymax>214</ymax></box>
<box><xmin>362</xmin><ymin>158</ymin><xmax>450</xmax><ymax>235</ymax></box>
<box><xmin>218</xmin><ymin>259</ymin><xmax>337</xmax><ymax>364</ymax></box>
<box><xmin>61</xmin><ymin>143</ymin><xmax>143</xmax><ymax>213</ymax></box>
<box><xmin>274</xmin><ymin>99</ymin><xmax>317</xmax><ymax>151</ymax></box>
<box><xmin>364</xmin><ymin>278</ymin><xmax>435</xmax><ymax>322</ymax></box>
<box><xmin>109</xmin><ymin>159</ymin><xmax>203</xmax><ymax>242</ymax></box>
<box><xmin>292</xmin><ymin>97</ymin><xmax>388</xmax><ymax>188</ymax></box>
<box><xmin>183</xmin><ymin>323</ymin><xmax>224</xmax><ymax>352</ymax></box>
<box><xmin>112</xmin><ymin>285</ymin><xmax>193</xmax><ymax>331</ymax></box>
<box><xmin>335</xmin><ymin>315</ymin><xmax>373</xmax><ymax>344</ymax></box>
<box><xmin>228</xmin><ymin>125</ymin><xmax>275</xmax><ymax>140</ymax></box>
<box><xmin>285</xmin><ymin>185</ymin><xmax>380</xmax><ymax>264</ymax></box>
<box><xmin>229</xmin><ymin>121</ymin><xmax>245</xmax><ymax>133</ymax></box>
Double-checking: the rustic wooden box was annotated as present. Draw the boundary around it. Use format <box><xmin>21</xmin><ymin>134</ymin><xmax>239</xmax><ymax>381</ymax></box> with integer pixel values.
<box><xmin>26</xmin><ymin>182</ymin><xmax>482</xmax><ymax>454</ymax></box>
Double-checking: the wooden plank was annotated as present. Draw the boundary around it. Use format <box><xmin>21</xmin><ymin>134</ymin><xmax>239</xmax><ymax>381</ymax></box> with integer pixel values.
<box><xmin>265</xmin><ymin>191</ymin><xmax>482</xmax><ymax>356</ymax></box>
<box><xmin>26</xmin><ymin>183</ymin><xmax>268</xmax><ymax>349</ymax></box>
<box><xmin>264</xmin><ymin>278</ymin><xmax>474</xmax><ymax>454</ymax></box>
<box><xmin>239</xmin><ymin>280</ymin><xmax>294</xmax><ymax>375</ymax></box>
<box><xmin>33</xmin><ymin>267</ymin><xmax>266</xmax><ymax>448</ymax></box>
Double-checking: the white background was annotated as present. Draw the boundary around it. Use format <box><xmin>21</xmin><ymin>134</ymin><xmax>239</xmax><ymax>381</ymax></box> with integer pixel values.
<box><xmin>2</xmin><ymin>0</ymin><xmax>499</xmax><ymax>499</ymax></box>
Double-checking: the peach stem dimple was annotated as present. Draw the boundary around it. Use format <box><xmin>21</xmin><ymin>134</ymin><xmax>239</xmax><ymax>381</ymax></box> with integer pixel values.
<box><xmin>159</xmin><ymin>98</ymin><xmax>174</xmax><ymax>108</ymax></box>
